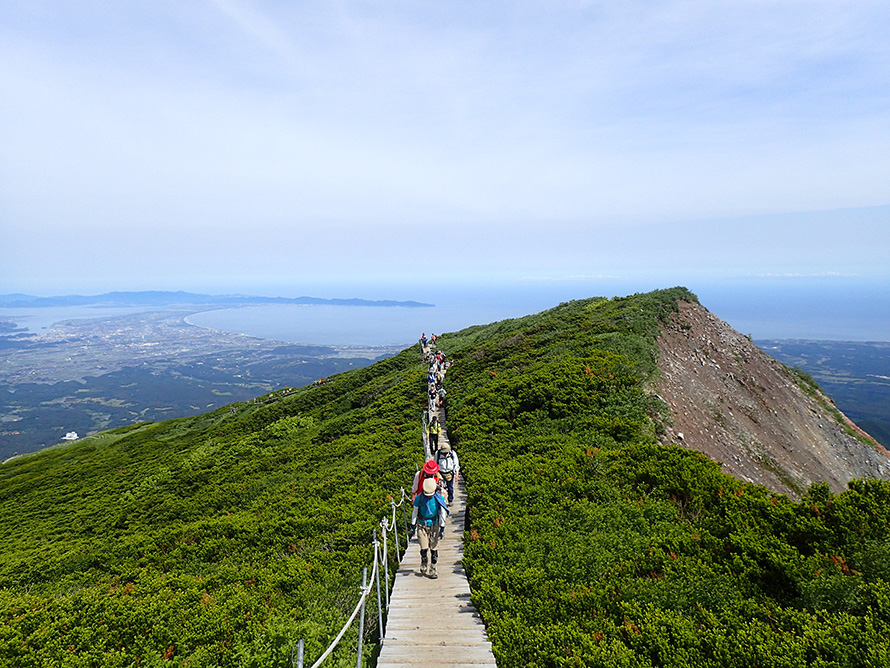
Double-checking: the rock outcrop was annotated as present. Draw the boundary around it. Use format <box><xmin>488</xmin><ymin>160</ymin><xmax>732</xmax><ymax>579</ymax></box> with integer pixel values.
<box><xmin>655</xmin><ymin>300</ymin><xmax>890</xmax><ymax>498</ymax></box>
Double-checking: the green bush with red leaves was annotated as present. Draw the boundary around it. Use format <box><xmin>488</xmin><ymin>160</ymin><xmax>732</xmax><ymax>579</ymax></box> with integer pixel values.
<box><xmin>440</xmin><ymin>288</ymin><xmax>890</xmax><ymax>667</ymax></box>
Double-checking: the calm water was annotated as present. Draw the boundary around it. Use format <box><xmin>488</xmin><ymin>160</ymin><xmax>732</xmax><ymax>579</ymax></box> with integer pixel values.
<box><xmin>185</xmin><ymin>301</ymin><xmax>527</xmax><ymax>347</ymax></box>
<box><xmin>185</xmin><ymin>278</ymin><xmax>890</xmax><ymax>346</ymax></box>
<box><xmin>2</xmin><ymin>278</ymin><xmax>887</xmax><ymax>345</ymax></box>
<box><xmin>0</xmin><ymin>305</ymin><xmax>164</xmax><ymax>334</ymax></box>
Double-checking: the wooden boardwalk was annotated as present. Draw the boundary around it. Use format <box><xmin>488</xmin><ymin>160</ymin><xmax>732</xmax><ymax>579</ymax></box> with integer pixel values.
<box><xmin>377</xmin><ymin>351</ymin><xmax>497</xmax><ymax>667</ymax></box>
<box><xmin>376</xmin><ymin>480</ymin><xmax>496</xmax><ymax>667</ymax></box>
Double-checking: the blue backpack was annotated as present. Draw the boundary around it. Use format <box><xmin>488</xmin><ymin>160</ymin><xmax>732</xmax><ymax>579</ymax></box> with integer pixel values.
<box><xmin>415</xmin><ymin>493</ymin><xmax>448</xmax><ymax>526</ymax></box>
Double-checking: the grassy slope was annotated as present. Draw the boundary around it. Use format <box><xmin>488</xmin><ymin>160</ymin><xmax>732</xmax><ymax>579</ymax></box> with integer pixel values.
<box><xmin>3</xmin><ymin>287</ymin><xmax>890</xmax><ymax>667</ymax></box>
<box><xmin>0</xmin><ymin>349</ymin><xmax>426</xmax><ymax>667</ymax></box>
<box><xmin>437</xmin><ymin>288</ymin><xmax>890</xmax><ymax>667</ymax></box>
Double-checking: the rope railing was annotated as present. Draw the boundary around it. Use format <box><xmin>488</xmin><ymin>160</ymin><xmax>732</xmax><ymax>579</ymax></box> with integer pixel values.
<box><xmin>290</xmin><ymin>487</ymin><xmax>408</xmax><ymax>668</ymax></box>
<box><xmin>291</xmin><ymin>339</ymin><xmax>444</xmax><ymax>667</ymax></box>
<box><xmin>308</xmin><ymin>543</ymin><xmax>378</xmax><ymax>668</ymax></box>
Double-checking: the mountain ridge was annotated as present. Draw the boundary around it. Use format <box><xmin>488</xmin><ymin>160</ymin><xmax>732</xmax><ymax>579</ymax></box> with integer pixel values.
<box><xmin>3</xmin><ymin>286</ymin><xmax>890</xmax><ymax>666</ymax></box>
<box><xmin>655</xmin><ymin>299</ymin><xmax>888</xmax><ymax>498</ymax></box>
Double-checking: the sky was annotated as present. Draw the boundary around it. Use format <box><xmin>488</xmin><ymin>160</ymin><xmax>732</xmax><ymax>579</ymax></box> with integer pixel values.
<box><xmin>1</xmin><ymin>1</ymin><xmax>889</xmax><ymax>297</ymax></box>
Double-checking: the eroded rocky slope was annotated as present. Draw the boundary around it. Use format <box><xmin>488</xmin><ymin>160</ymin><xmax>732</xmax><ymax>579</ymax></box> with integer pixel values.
<box><xmin>655</xmin><ymin>300</ymin><xmax>890</xmax><ymax>498</ymax></box>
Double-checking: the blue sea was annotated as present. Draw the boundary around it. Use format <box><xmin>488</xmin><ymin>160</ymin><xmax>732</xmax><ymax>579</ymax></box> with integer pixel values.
<box><xmin>188</xmin><ymin>278</ymin><xmax>889</xmax><ymax>346</ymax></box>
<box><xmin>0</xmin><ymin>305</ymin><xmax>170</xmax><ymax>334</ymax></box>
<box><xmin>2</xmin><ymin>277</ymin><xmax>887</xmax><ymax>346</ymax></box>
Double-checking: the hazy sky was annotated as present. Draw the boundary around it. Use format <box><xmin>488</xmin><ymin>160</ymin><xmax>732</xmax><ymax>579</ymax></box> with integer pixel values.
<box><xmin>2</xmin><ymin>1</ymin><xmax>888</xmax><ymax>296</ymax></box>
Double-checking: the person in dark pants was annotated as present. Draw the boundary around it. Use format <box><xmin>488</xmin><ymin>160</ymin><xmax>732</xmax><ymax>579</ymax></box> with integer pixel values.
<box><xmin>410</xmin><ymin>477</ymin><xmax>449</xmax><ymax>577</ymax></box>
<box><xmin>437</xmin><ymin>387</ymin><xmax>447</xmax><ymax>420</ymax></box>
<box><xmin>435</xmin><ymin>442</ymin><xmax>459</xmax><ymax>503</ymax></box>
<box><xmin>428</xmin><ymin>415</ymin><xmax>441</xmax><ymax>455</ymax></box>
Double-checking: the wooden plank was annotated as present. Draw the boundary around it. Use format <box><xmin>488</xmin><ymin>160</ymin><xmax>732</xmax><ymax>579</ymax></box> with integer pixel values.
<box><xmin>380</xmin><ymin>664</ymin><xmax>497</xmax><ymax>667</ymax></box>
<box><xmin>377</xmin><ymin>471</ymin><xmax>498</xmax><ymax>668</ymax></box>
<box><xmin>383</xmin><ymin>631</ymin><xmax>490</xmax><ymax>643</ymax></box>
<box><xmin>377</xmin><ymin>645</ymin><xmax>497</xmax><ymax>661</ymax></box>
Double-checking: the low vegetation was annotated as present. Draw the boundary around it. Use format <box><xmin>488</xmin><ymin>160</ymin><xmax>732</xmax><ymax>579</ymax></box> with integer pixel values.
<box><xmin>444</xmin><ymin>288</ymin><xmax>890</xmax><ymax>667</ymax></box>
<box><xmin>2</xmin><ymin>287</ymin><xmax>889</xmax><ymax>666</ymax></box>
<box><xmin>0</xmin><ymin>350</ymin><xmax>425</xmax><ymax>666</ymax></box>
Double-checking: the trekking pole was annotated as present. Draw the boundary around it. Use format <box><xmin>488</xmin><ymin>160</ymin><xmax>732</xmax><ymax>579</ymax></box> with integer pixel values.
<box><xmin>373</xmin><ymin>530</ymin><xmax>383</xmax><ymax>638</ymax></box>
<box><xmin>356</xmin><ymin>567</ymin><xmax>367</xmax><ymax>668</ymax></box>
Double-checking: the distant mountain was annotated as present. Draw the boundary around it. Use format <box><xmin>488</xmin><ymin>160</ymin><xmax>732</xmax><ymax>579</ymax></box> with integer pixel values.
<box><xmin>0</xmin><ymin>291</ymin><xmax>434</xmax><ymax>308</ymax></box>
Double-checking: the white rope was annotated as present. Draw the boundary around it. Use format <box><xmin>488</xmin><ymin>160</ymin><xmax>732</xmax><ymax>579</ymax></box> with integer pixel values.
<box><xmin>390</xmin><ymin>498</ymin><xmax>400</xmax><ymax>529</ymax></box>
<box><xmin>310</xmin><ymin>340</ymin><xmax>446</xmax><ymax>666</ymax></box>
<box><xmin>309</xmin><ymin>541</ymin><xmax>379</xmax><ymax>668</ymax></box>
<box><xmin>390</xmin><ymin>486</ymin><xmax>409</xmax><ymax>509</ymax></box>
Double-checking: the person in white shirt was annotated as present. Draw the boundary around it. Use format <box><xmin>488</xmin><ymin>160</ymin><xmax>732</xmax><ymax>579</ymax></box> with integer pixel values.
<box><xmin>435</xmin><ymin>442</ymin><xmax>459</xmax><ymax>504</ymax></box>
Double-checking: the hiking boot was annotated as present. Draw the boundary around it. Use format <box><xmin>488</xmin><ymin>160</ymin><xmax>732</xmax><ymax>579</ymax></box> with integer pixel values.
<box><xmin>428</xmin><ymin>564</ymin><xmax>438</xmax><ymax>579</ymax></box>
<box><xmin>420</xmin><ymin>559</ymin><xmax>428</xmax><ymax>576</ymax></box>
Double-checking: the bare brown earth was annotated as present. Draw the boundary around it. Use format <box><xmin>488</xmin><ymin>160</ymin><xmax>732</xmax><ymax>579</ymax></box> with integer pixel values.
<box><xmin>655</xmin><ymin>300</ymin><xmax>890</xmax><ymax>499</ymax></box>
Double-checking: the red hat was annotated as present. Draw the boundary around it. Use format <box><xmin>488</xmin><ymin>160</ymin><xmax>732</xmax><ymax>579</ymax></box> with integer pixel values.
<box><xmin>422</xmin><ymin>460</ymin><xmax>439</xmax><ymax>475</ymax></box>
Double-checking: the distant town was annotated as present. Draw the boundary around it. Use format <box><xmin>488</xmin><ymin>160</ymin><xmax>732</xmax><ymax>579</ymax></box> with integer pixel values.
<box><xmin>2</xmin><ymin>294</ymin><xmax>888</xmax><ymax>460</ymax></box>
<box><xmin>0</xmin><ymin>307</ymin><xmax>403</xmax><ymax>458</ymax></box>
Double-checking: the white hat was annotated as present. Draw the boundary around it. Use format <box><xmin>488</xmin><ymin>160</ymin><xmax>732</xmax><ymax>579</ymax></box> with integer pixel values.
<box><xmin>422</xmin><ymin>477</ymin><xmax>437</xmax><ymax>496</ymax></box>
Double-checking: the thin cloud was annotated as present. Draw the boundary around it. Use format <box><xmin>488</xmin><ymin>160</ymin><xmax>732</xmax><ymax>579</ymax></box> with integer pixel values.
<box><xmin>205</xmin><ymin>0</ymin><xmax>303</xmax><ymax>68</ymax></box>
<box><xmin>751</xmin><ymin>272</ymin><xmax>862</xmax><ymax>279</ymax></box>
<box><xmin>519</xmin><ymin>275</ymin><xmax>622</xmax><ymax>282</ymax></box>
<box><xmin>1</xmin><ymin>1</ymin><xmax>888</xmax><ymax>292</ymax></box>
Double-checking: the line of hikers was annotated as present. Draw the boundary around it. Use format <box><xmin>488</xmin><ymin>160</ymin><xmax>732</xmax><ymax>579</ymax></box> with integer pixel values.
<box><xmin>410</xmin><ymin>333</ymin><xmax>460</xmax><ymax>578</ymax></box>
<box><xmin>410</xmin><ymin>439</ymin><xmax>460</xmax><ymax>578</ymax></box>
<box><xmin>426</xmin><ymin>346</ymin><xmax>451</xmax><ymax>421</ymax></box>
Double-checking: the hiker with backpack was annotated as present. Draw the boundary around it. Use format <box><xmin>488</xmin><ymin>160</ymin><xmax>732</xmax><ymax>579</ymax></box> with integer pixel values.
<box><xmin>437</xmin><ymin>386</ymin><xmax>448</xmax><ymax>420</ymax></box>
<box><xmin>428</xmin><ymin>416</ymin><xmax>441</xmax><ymax>455</ymax></box>
<box><xmin>409</xmin><ymin>477</ymin><xmax>449</xmax><ymax>578</ymax></box>
<box><xmin>412</xmin><ymin>459</ymin><xmax>444</xmax><ymax>500</ymax></box>
<box><xmin>435</xmin><ymin>442</ymin><xmax>459</xmax><ymax>504</ymax></box>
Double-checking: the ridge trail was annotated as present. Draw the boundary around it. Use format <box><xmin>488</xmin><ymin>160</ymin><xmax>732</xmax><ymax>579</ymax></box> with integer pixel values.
<box><xmin>375</xmin><ymin>341</ymin><xmax>497</xmax><ymax>667</ymax></box>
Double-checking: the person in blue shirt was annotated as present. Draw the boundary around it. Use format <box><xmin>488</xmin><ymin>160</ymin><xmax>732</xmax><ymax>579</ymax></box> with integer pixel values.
<box><xmin>409</xmin><ymin>477</ymin><xmax>449</xmax><ymax>578</ymax></box>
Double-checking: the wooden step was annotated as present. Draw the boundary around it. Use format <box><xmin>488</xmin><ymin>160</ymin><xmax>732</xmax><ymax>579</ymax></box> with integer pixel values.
<box><xmin>376</xmin><ymin>480</ymin><xmax>497</xmax><ymax>668</ymax></box>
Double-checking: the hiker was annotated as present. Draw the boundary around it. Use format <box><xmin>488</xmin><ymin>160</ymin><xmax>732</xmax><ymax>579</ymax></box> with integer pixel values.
<box><xmin>412</xmin><ymin>459</ymin><xmax>443</xmax><ymax>500</ymax></box>
<box><xmin>436</xmin><ymin>442</ymin><xmax>460</xmax><ymax>503</ymax></box>
<box><xmin>409</xmin><ymin>477</ymin><xmax>449</xmax><ymax>578</ymax></box>
<box><xmin>437</xmin><ymin>386</ymin><xmax>448</xmax><ymax>419</ymax></box>
<box><xmin>428</xmin><ymin>415</ymin><xmax>441</xmax><ymax>454</ymax></box>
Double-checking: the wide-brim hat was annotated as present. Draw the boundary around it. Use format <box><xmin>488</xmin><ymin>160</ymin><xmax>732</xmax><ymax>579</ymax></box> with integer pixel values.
<box><xmin>422</xmin><ymin>477</ymin><xmax>437</xmax><ymax>496</ymax></box>
<box><xmin>422</xmin><ymin>460</ymin><xmax>439</xmax><ymax>475</ymax></box>
<box><xmin>439</xmin><ymin>442</ymin><xmax>451</xmax><ymax>453</ymax></box>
